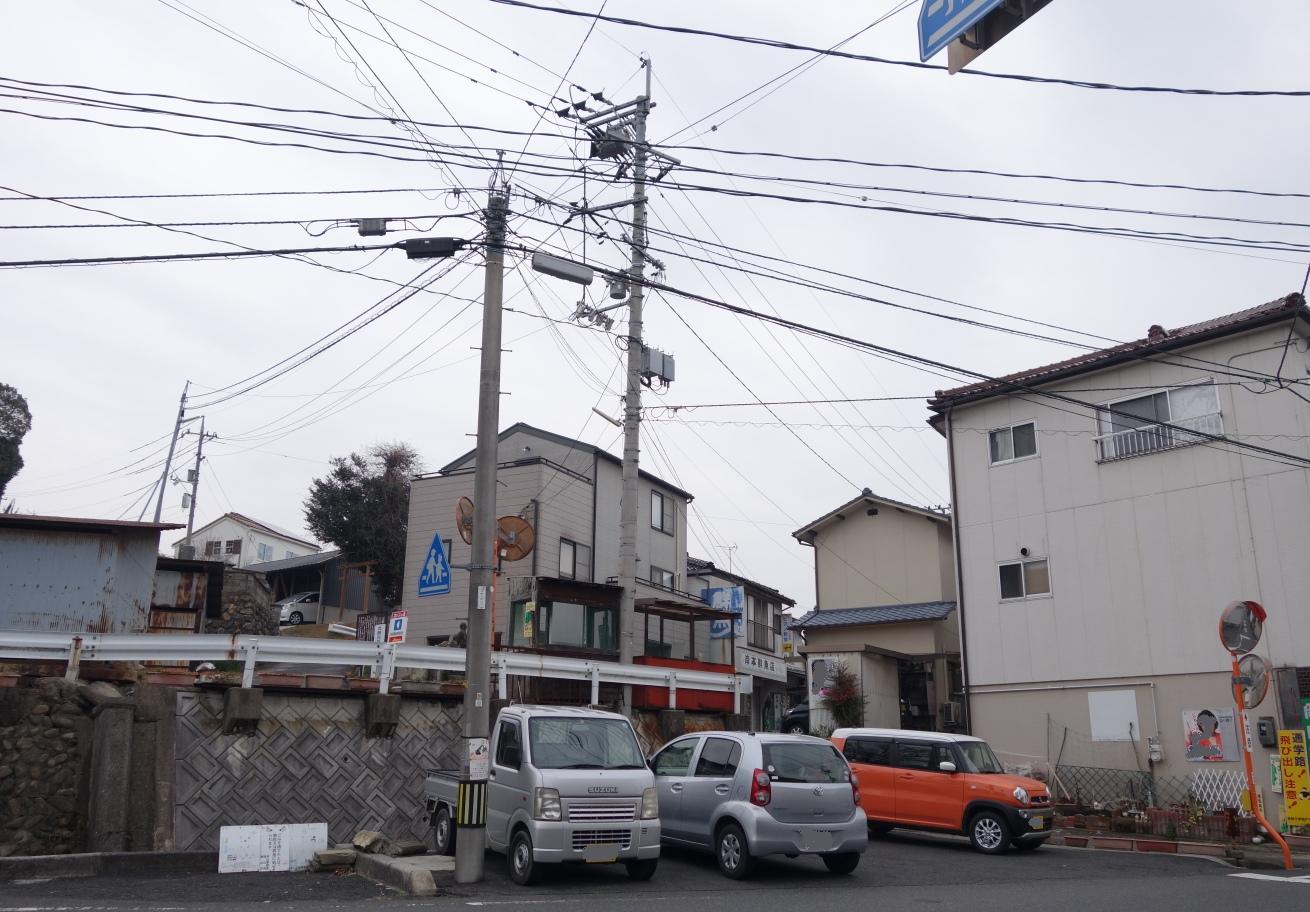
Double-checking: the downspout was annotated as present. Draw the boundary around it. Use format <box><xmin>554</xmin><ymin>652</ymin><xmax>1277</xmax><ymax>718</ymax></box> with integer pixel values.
<box><xmin>591</xmin><ymin>451</ymin><xmax>599</xmax><ymax>580</ymax></box>
<box><xmin>945</xmin><ymin>407</ymin><xmax>973</xmax><ymax>734</ymax></box>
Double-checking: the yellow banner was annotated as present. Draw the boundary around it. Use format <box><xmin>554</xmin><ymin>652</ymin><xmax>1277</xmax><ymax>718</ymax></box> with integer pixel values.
<box><xmin>1278</xmin><ymin>729</ymin><xmax>1310</xmax><ymax>827</ymax></box>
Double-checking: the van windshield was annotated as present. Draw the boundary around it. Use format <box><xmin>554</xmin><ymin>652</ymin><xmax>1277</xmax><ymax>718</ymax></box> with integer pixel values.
<box><xmin>762</xmin><ymin>742</ymin><xmax>849</xmax><ymax>783</ymax></box>
<box><xmin>528</xmin><ymin>717</ymin><xmax>646</xmax><ymax>769</ymax></box>
<box><xmin>957</xmin><ymin>741</ymin><xmax>1005</xmax><ymax>774</ymax></box>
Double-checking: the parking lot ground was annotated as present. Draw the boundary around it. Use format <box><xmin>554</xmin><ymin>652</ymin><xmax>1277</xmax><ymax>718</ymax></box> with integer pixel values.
<box><xmin>4</xmin><ymin>831</ymin><xmax>1305</xmax><ymax>912</ymax></box>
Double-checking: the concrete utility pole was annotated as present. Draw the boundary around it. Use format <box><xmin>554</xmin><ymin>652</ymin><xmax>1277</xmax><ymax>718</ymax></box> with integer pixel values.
<box><xmin>153</xmin><ymin>381</ymin><xmax>190</xmax><ymax>523</ymax></box>
<box><xmin>615</xmin><ymin>61</ymin><xmax>653</xmax><ymax>713</ymax></box>
<box><xmin>454</xmin><ymin>186</ymin><xmax>509</xmax><ymax>886</ymax></box>
<box><xmin>184</xmin><ymin>417</ymin><xmax>214</xmax><ymax>542</ymax></box>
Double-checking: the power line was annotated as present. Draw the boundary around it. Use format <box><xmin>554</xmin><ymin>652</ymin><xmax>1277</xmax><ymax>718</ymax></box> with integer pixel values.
<box><xmin>0</xmin><ymin>241</ymin><xmax>418</xmax><ymax>269</ymax></box>
<box><xmin>484</xmin><ymin>0</ymin><xmax>1310</xmax><ymax>97</ymax></box>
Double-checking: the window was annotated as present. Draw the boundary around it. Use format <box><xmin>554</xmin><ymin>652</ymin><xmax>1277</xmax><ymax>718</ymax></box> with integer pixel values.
<box><xmin>843</xmin><ymin>737</ymin><xmax>892</xmax><ymax>766</ymax></box>
<box><xmin>999</xmin><ymin>559</ymin><xmax>1051</xmax><ymax>600</ymax></box>
<box><xmin>224</xmin><ymin>539</ymin><xmax>242</xmax><ymax>555</ymax></box>
<box><xmin>256</xmin><ymin>543</ymin><xmax>273</xmax><ymax>562</ymax></box>
<box><xmin>653</xmin><ymin>738</ymin><xmax>697</xmax><ymax>776</ymax></box>
<box><xmin>694</xmin><ymin>737</ymin><xmax>742</xmax><ymax>778</ymax></box>
<box><xmin>495</xmin><ymin>721</ymin><xmax>522</xmax><ymax>770</ymax></box>
<box><xmin>761</xmin><ymin>742</ymin><xmax>849</xmax><ymax>783</ymax></box>
<box><xmin>204</xmin><ymin>540</ymin><xmax>222</xmax><ymax>557</ymax></box>
<box><xmin>284</xmin><ymin>550</ymin><xmax>294</xmax><ymax>560</ymax></box>
<box><xmin>528</xmin><ymin>717</ymin><xmax>644</xmax><ymax>770</ymax></box>
<box><xmin>1095</xmin><ymin>380</ymin><xmax>1222</xmax><ymax>462</ymax></box>
<box><xmin>893</xmin><ymin>741</ymin><xmax>947</xmax><ymax>771</ymax></box>
<box><xmin>651</xmin><ymin>490</ymin><xmax>674</xmax><ymax>534</ymax></box>
<box><xmin>539</xmin><ymin>601</ymin><xmax>616</xmax><ymax>651</ymax></box>
<box><xmin>989</xmin><ymin>421</ymin><xmax>1037</xmax><ymax>464</ymax></box>
<box><xmin>649</xmin><ymin>566</ymin><xmax>675</xmax><ymax>589</ymax></box>
<box><xmin>558</xmin><ymin>538</ymin><xmax>591</xmax><ymax>582</ymax></box>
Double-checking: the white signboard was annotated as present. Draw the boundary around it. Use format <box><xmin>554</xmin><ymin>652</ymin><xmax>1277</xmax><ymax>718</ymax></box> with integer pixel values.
<box><xmin>736</xmin><ymin>646</ymin><xmax>787</xmax><ymax>683</ymax></box>
<box><xmin>218</xmin><ymin>822</ymin><xmax>327</xmax><ymax>873</ymax></box>
<box><xmin>468</xmin><ymin>737</ymin><xmax>490</xmax><ymax>779</ymax></box>
<box><xmin>1088</xmin><ymin>690</ymin><xmax>1140</xmax><ymax>742</ymax></box>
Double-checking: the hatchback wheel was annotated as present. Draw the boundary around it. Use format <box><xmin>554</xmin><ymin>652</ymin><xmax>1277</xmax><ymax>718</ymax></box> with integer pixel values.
<box><xmin>969</xmin><ymin>810</ymin><xmax>1011</xmax><ymax>854</ymax></box>
<box><xmin>786</xmin><ymin>724</ymin><xmax>807</xmax><ymax>734</ymax></box>
<box><xmin>510</xmin><ymin>830</ymin><xmax>539</xmax><ymax>885</ymax></box>
<box><xmin>431</xmin><ymin>806</ymin><xmax>455</xmax><ymax>856</ymax></box>
<box><xmin>716</xmin><ymin>822</ymin><xmax>755</xmax><ymax>880</ymax></box>
<box><xmin>821</xmin><ymin>852</ymin><xmax>861</xmax><ymax>875</ymax></box>
<box><xmin>288</xmin><ymin>610</ymin><xmax>303</xmax><ymax>625</ymax></box>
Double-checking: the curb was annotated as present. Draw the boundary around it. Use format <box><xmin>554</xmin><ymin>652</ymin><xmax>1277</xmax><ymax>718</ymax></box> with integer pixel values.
<box><xmin>0</xmin><ymin>851</ymin><xmax>217</xmax><ymax>882</ymax></box>
<box><xmin>353</xmin><ymin>853</ymin><xmax>456</xmax><ymax>896</ymax></box>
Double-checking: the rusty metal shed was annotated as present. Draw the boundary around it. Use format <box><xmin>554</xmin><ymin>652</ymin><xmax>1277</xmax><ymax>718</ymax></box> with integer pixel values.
<box><xmin>0</xmin><ymin>514</ymin><xmax>183</xmax><ymax>634</ymax></box>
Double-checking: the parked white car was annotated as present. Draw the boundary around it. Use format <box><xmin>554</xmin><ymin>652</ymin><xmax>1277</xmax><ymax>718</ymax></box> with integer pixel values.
<box><xmin>277</xmin><ymin>591</ymin><xmax>320</xmax><ymax>626</ymax></box>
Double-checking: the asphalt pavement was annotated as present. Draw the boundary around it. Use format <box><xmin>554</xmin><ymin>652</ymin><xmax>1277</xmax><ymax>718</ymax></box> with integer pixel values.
<box><xmin>2</xmin><ymin>831</ymin><xmax>1308</xmax><ymax>912</ymax></box>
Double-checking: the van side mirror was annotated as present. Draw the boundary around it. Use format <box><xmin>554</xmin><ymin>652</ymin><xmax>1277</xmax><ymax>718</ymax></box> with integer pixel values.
<box><xmin>939</xmin><ymin>761</ymin><xmax>957</xmax><ymax>773</ymax></box>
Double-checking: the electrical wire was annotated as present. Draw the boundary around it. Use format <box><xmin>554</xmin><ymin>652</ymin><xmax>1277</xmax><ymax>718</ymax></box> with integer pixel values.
<box><xmin>484</xmin><ymin>0</ymin><xmax>1310</xmax><ymax>97</ymax></box>
<box><xmin>0</xmin><ymin>242</ymin><xmax>408</xmax><ymax>269</ymax></box>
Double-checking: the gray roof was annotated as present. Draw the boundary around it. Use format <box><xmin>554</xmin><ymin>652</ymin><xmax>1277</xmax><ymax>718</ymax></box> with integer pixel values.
<box><xmin>793</xmin><ymin>490</ymin><xmax>949</xmax><ymax>544</ymax></box>
<box><xmin>246</xmin><ymin>549</ymin><xmax>341</xmax><ymax>573</ymax></box>
<box><xmin>792</xmin><ymin>601</ymin><xmax>956</xmax><ymax>630</ymax></box>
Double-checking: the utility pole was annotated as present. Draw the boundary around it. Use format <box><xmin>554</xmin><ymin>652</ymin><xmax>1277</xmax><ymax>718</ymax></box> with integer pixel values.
<box><xmin>454</xmin><ymin>185</ymin><xmax>509</xmax><ymax>886</ymax></box>
<box><xmin>184</xmin><ymin>417</ymin><xmax>215</xmax><ymax>543</ymax></box>
<box><xmin>615</xmin><ymin>60</ymin><xmax>652</xmax><ymax>714</ymax></box>
<box><xmin>154</xmin><ymin>381</ymin><xmax>190</xmax><ymax>523</ymax></box>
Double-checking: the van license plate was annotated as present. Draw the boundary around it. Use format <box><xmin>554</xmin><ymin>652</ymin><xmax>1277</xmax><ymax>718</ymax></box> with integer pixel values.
<box><xmin>583</xmin><ymin>844</ymin><xmax>619</xmax><ymax>863</ymax></box>
<box><xmin>1030</xmin><ymin>817</ymin><xmax>1046</xmax><ymax>831</ymax></box>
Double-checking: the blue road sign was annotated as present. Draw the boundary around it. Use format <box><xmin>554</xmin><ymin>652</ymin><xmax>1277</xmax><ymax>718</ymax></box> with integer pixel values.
<box><xmin>418</xmin><ymin>532</ymin><xmax>452</xmax><ymax>596</ymax></box>
<box><xmin>918</xmin><ymin>0</ymin><xmax>1005</xmax><ymax>62</ymax></box>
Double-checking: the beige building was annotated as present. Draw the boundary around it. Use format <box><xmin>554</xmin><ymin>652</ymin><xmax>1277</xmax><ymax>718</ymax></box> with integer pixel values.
<box><xmin>930</xmin><ymin>293</ymin><xmax>1310</xmax><ymax>798</ymax></box>
<box><xmin>792</xmin><ymin>491</ymin><xmax>962</xmax><ymax>733</ymax></box>
<box><xmin>400</xmin><ymin>424</ymin><xmax>723</xmax><ymax>671</ymax></box>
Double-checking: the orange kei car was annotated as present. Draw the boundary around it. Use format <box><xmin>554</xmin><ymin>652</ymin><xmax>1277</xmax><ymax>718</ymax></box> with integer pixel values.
<box><xmin>831</xmin><ymin>728</ymin><xmax>1052</xmax><ymax>854</ymax></box>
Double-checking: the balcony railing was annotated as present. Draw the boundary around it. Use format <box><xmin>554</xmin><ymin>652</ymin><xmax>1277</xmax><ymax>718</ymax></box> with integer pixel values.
<box><xmin>1094</xmin><ymin>411</ymin><xmax>1223</xmax><ymax>463</ymax></box>
<box><xmin>747</xmin><ymin>619</ymin><xmax>776</xmax><ymax>651</ymax></box>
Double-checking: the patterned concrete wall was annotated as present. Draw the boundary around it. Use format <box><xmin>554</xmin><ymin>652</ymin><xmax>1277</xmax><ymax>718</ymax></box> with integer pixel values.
<box><xmin>174</xmin><ymin>691</ymin><xmax>462</xmax><ymax>850</ymax></box>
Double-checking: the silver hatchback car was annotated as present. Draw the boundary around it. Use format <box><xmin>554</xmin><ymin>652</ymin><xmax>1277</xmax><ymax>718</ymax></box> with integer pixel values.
<box><xmin>650</xmin><ymin>731</ymin><xmax>868</xmax><ymax>878</ymax></box>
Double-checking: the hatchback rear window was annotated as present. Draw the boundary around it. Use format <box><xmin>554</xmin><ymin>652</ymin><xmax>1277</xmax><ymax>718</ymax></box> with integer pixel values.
<box><xmin>761</xmin><ymin>742</ymin><xmax>849</xmax><ymax>783</ymax></box>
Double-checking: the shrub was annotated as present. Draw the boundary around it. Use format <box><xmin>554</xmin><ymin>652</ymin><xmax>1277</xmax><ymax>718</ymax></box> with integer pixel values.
<box><xmin>819</xmin><ymin>662</ymin><xmax>864</xmax><ymax>728</ymax></box>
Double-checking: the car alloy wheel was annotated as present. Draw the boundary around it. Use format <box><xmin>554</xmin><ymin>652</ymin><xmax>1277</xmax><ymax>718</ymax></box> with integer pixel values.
<box><xmin>289</xmin><ymin>611</ymin><xmax>303</xmax><ymax>625</ymax></box>
<box><xmin>720</xmin><ymin>831</ymin><xmax>741</xmax><ymax>870</ymax></box>
<box><xmin>716</xmin><ymin>822</ymin><xmax>754</xmax><ymax>879</ymax></box>
<box><xmin>969</xmin><ymin>811</ymin><xmax>1011</xmax><ymax>854</ymax></box>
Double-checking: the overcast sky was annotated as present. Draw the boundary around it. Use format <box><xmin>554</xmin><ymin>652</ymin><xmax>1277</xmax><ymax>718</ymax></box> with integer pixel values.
<box><xmin>5</xmin><ymin>1</ymin><xmax>1309</xmax><ymax>611</ymax></box>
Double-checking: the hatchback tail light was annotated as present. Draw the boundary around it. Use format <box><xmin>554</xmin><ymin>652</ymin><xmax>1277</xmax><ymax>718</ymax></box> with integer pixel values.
<box><xmin>750</xmin><ymin>769</ymin><xmax>771</xmax><ymax>807</ymax></box>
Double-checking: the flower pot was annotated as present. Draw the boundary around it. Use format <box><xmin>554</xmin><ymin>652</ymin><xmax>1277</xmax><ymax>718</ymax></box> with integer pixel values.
<box><xmin>1062</xmin><ymin>835</ymin><xmax>1090</xmax><ymax>848</ymax></box>
<box><xmin>1134</xmin><ymin>839</ymin><xmax>1178</xmax><ymax>854</ymax></box>
<box><xmin>255</xmin><ymin>673</ymin><xmax>304</xmax><ymax>688</ymax></box>
<box><xmin>305</xmin><ymin>674</ymin><xmax>346</xmax><ymax>691</ymax></box>
<box><xmin>1092</xmin><ymin>836</ymin><xmax>1134</xmax><ymax>851</ymax></box>
<box><xmin>1177</xmin><ymin>841</ymin><xmax>1228</xmax><ymax>857</ymax></box>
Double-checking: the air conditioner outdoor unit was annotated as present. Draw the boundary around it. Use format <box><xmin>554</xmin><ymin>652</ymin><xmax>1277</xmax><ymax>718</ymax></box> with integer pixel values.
<box><xmin>941</xmin><ymin>701</ymin><xmax>961</xmax><ymax>725</ymax></box>
<box><xmin>177</xmin><ymin>545</ymin><xmax>197</xmax><ymax>559</ymax></box>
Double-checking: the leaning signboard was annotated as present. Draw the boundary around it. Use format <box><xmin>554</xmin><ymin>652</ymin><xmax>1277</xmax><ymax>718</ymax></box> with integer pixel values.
<box><xmin>1278</xmin><ymin>729</ymin><xmax>1310</xmax><ymax>827</ymax></box>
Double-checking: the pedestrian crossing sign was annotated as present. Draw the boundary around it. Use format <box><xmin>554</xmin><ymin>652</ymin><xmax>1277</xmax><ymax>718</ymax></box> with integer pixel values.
<box><xmin>418</xmin><ymin>532</ymin><xmax>452</xmax><ymax>596</ymax></box>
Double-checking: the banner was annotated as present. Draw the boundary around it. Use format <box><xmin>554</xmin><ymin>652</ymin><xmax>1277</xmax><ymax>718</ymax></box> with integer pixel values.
<box><xmin>1182</xmin><ymin>707</ymin><xmax>1239</xmax><ymax>762</ymax></box>
<box><xmin>1278</xmin><ymin>729</ymin><xmax>1310</xmax><ymax>827</ymax></box>
<box><xmin>700</xmin><ymin>586</ymin><xmax>744</xmax><ymax>615</ymax></box>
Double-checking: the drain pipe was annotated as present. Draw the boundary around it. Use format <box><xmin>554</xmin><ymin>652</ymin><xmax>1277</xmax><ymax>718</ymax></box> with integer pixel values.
<box><xmin>945</xmin><ymin>407</ymin><xmax>972</xmax><ymax>735</ymax></box>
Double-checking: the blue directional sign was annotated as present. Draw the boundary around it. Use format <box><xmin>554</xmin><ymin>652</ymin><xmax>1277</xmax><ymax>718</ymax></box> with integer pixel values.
<box><xmin>918</xmin><ymin>0</ymin><xmax>1005</xmax><ymax>62</ymax></box>
<box><xmin>418</xmin><ymin>532</ymin><xmax>452</xmax><ymax>596</ymax></box>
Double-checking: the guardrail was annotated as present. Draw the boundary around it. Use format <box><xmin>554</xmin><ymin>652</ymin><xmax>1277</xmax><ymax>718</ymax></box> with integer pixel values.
<box><xmin>0</xmin><ymin>631</ymin><xmax>748</xmax><ymax>711</ymax></box>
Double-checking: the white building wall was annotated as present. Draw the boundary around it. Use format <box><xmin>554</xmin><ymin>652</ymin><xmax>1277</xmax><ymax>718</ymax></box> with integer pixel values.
<box><xmin>176</xmin><ymin>516</ymin><xmax>318</xmax><ymax>569</ymax></box>
<box><xmin>947</xmin><ymin>319</ymin><xmax>1310</xmax><ymax>779</ymax></box>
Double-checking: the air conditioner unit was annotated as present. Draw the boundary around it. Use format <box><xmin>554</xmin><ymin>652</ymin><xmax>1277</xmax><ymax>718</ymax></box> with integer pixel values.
<box><xmin>941</xmin><ymin>701</ymin><xmax>962</xmax><ymax>725</ymax></box>
<box><xmin>177</xmin><ymin>545</ymin><xmax>197</xmax><ymax>559</ymax></box>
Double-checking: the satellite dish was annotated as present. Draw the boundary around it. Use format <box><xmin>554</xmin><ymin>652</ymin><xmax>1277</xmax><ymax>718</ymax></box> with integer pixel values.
<box><xmin>1238</xmin><ymin>653</ymin><xmax>1270</xmax><ymax>709</ymax></box>
<box><xmin>456</xmin><ymin>497</ymin><xmax>475</xmax><ymax>545</ymax></box>
<box><xmin>496</xmin><ymin>516</ymin><xmax>536</xmax><ymax>562</ymax></box>
<box><xmin>1219</xmin><ymin>599</ymin><xmax>1265</xmax><ymax>655</ymax></box>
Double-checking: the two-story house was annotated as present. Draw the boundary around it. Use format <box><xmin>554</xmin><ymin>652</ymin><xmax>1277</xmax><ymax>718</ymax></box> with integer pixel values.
<box><xmin>401</xmin><ymin>424</ymin><xmax>730</xmax><ymax>704</ymax></box>
<box><xmin>791</xmin><ymin>490</ymin><xmax>962</xmax><ymax>733</ymax></box>
<box><xmin>686</xmin><ymin>555</ymin><xmax>796</xmax><ymax>730</ymax></box>
<box><xmin>173</xmin><ymin>512</ymin><xmax>320</xmax><ymax>569</ymax></box>
<box><xmin>929</xmin><ymin>293</ymin><xmax>1310</xmax><ymax>789</ymax></box>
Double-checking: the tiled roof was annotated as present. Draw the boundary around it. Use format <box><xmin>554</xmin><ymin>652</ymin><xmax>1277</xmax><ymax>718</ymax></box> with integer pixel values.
<box><xmin>929</xmin><ymin>293</ymin><xmax>1307</xmax><ymax>409</ymax></box>
<box><xmin>792</xmin><ymin>601</ymin><xmax>956</xmax><ymax>629</ymax></box>
<box><xmin>684</xmin><ymin>555</ymin><xmax>795</xmax><ymax>606</ymax></box>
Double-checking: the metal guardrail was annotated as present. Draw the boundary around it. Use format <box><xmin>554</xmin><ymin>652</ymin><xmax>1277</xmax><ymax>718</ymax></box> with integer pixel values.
<box><xmin>1093</xmin><ymin>412</ymin><xmax>1223</xmax><ymax>463</ymax></box>
<box><xmin>0</xmin><ymin>631</ymin><xmax>747</xmax><ymax>710</ymax></box>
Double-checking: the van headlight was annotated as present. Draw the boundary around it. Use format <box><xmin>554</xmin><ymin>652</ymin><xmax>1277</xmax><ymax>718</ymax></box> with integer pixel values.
<box><xmin>533</xmin><ymin>788</ymin><xmax>562</xmax><ymax>821</ymax></box>
<box><xmin>1013</xmin><ymin>787</ymin><xmax>1030</xmax><ymax>806</ymax></box>
<box><xmin>640</xmin><ymin>787</ymin><xmax>659</xmax><ymax>820</ymax></box>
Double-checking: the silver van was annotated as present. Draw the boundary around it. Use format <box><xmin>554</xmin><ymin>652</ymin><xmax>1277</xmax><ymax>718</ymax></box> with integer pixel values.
<box><xmin>650</xmin><ymin>731</ymin><xmax>867</xmax><ymax>878</ymax></box>
<box><xmin>426</xmin><ymin>705</ymin><xmax>660</xmax><ymax>885</ymax></box>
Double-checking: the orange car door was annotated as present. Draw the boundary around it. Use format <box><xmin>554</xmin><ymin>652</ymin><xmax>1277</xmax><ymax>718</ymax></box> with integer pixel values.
<box><xmin>841</xmin><ymin>736</ymin><xmax>895</xmax><ymax>824</ymax></box>
<box><xmin>892</xmin><ymin>740</ymin><xmax>964</xmax><ymax>829</ymax></box>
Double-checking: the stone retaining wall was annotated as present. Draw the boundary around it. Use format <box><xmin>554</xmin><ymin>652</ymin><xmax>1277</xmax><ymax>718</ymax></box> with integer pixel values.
<box><xmin>204</xmin><ymin>568</ymin><xmax>276</xmax><ymax>636</ymax></box>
